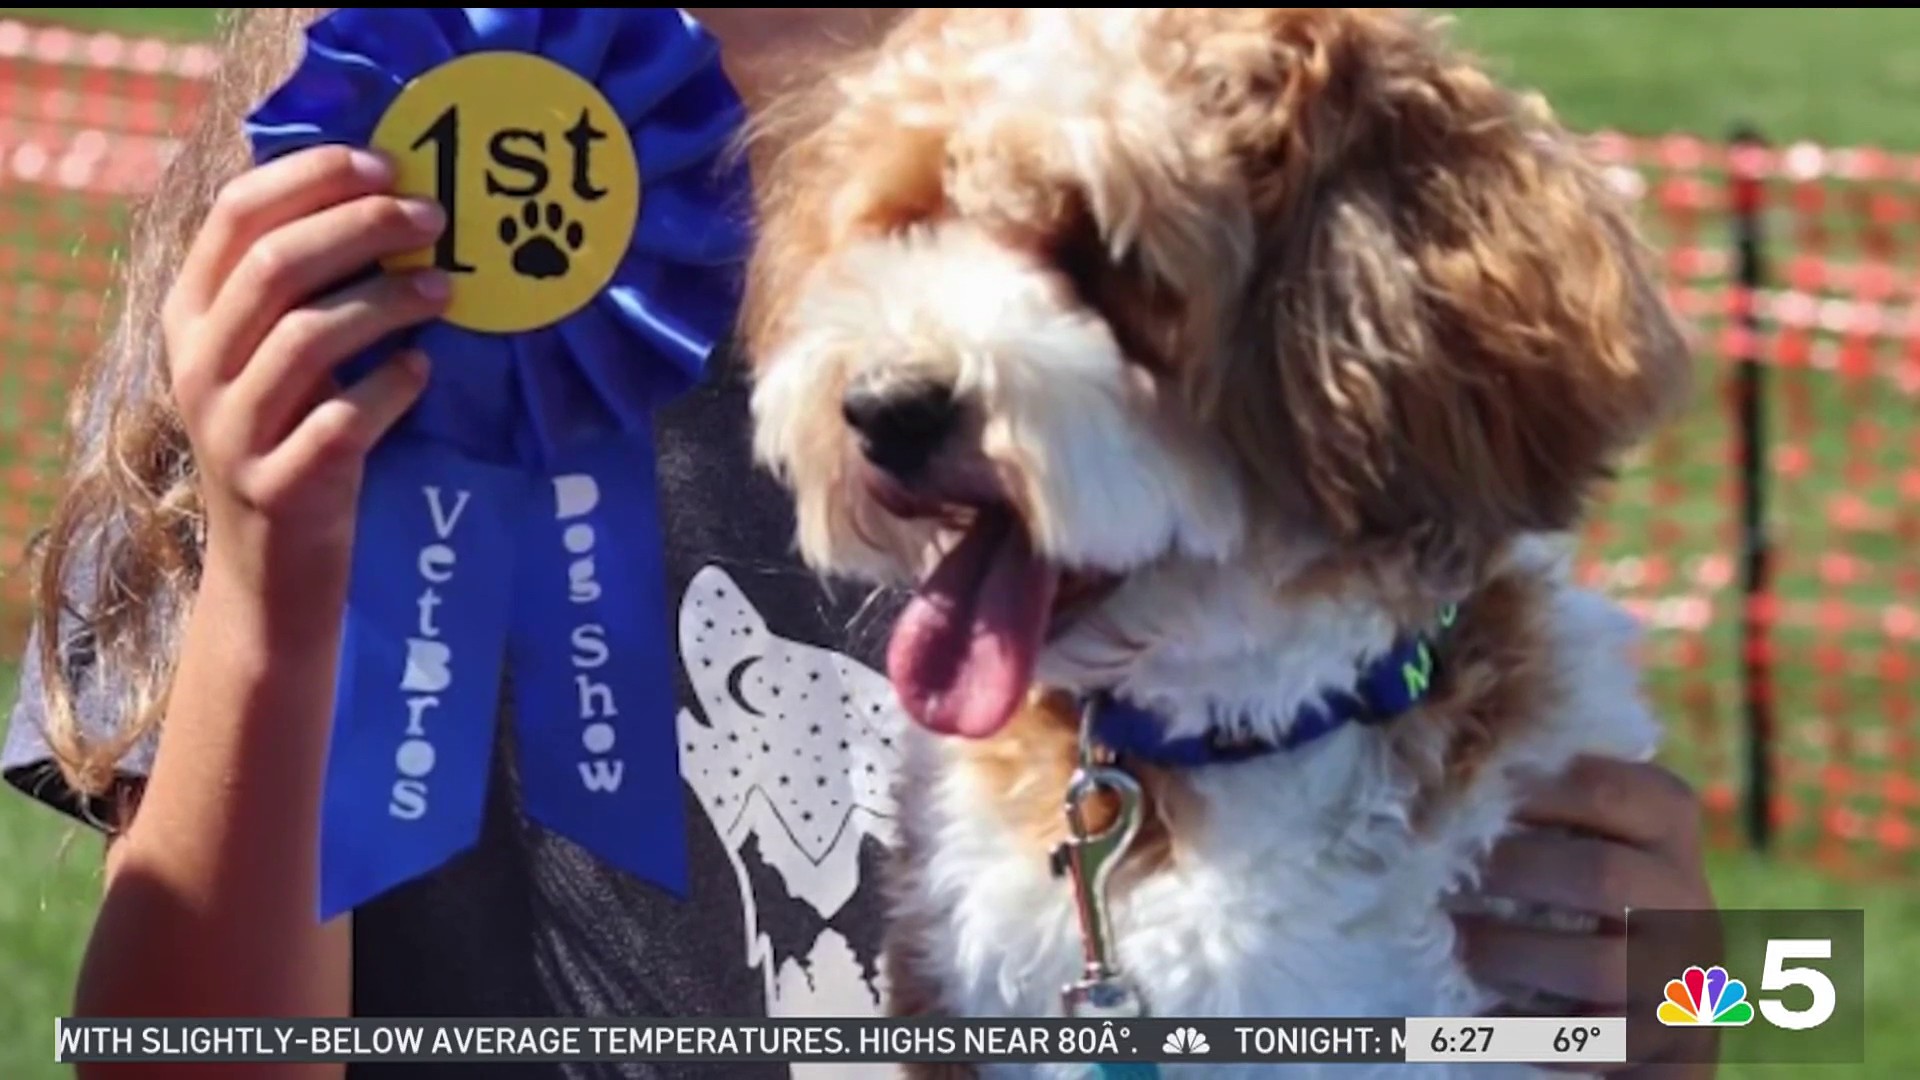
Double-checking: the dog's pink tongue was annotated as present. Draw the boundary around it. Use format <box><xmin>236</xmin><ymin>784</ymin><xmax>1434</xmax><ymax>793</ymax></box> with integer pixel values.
<box><xmin>888</xmin><ymin>508</ymin><xmax>1058</xmax><ymax>738</ymax></box>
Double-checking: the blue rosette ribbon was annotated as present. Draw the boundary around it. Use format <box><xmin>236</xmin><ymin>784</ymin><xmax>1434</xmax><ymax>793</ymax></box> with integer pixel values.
<box><xmin>245</xmin><ymin>7</ymin><xmax>750</xmax><ymax>919</ymax></box>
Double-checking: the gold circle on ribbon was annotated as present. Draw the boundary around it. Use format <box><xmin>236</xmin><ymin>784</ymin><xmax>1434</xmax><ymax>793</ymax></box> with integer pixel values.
<box><xmin>370</xmin><ymin>51</ymin><xmax>640</xmax><ymax>335</ymax></box>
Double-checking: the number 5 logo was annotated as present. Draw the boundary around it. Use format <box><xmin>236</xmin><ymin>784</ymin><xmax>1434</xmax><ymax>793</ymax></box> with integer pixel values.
<box><xmin>1757</xmin><ymin>939</ymin><xmax>1837</xmax><ymax>1030</ymax></box>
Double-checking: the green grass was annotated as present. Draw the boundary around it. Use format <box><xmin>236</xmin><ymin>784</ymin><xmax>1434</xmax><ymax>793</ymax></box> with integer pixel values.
<box><xmin>0</xmin><ymin>811</ymin><xmax>95</xmax><ymax>1078</ymax></box>
<box><xmin>1452</xmin><ymin>8</ymin><xmax>1920</xmax><ymax>148</ymax></box>
<box><xmin>0</xmin><ymin>661</ymin><xmax>102</xmax><ymax>1080</ymax></box>
<box><xmin>1705</xmin><ymin>851</ymin><xmax>1920</xmax><ymax>1078</ymax></box>
<box><xmin>1</xmin><ymin>5</ymin><xmax>1919</xmax><ymax>1078</ymax></box>
<box><xmin>0</xmin><ymin>7</ymin><xmax>217</xmax><ymax>39</ymax></box>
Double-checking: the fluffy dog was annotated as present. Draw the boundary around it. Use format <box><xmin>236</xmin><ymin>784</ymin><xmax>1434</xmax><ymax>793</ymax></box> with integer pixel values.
<box><xmin>740</xmin><ymin>8</ymin><xmax>1690</xmax><ymax>1077</ymax></box>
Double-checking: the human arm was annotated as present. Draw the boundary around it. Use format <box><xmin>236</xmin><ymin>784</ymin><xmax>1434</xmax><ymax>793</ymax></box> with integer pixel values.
<box><xmin>77</xmin><ymin>558</ymin><xmax>357</xmax><ymax>1045</ymax></box>
<box><xmin>52</xmin><ymin>143</ymin><xmax>445</xmax><ymax>1078</ymax></box>
<box><xmin>7</xmin><ymin>588</ymin><xmax>357</xmax><ymax>1080</ymax></box>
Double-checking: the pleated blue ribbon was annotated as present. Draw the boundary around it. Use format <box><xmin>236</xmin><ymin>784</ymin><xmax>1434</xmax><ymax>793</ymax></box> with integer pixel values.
<box><xmin>244</xmin><ymin>7</ymin><xmax>751</xmax><ymax>920</ymax></box>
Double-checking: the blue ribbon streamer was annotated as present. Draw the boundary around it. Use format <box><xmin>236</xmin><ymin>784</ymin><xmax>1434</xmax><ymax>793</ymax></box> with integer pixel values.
<box><xmin>245</xmin><ymin>7</ymin><xmax>751</xmax><ymax>920</ymax></box>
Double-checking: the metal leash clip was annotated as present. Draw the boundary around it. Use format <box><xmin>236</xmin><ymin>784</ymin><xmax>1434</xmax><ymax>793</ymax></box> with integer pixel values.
<box><xmin>1049</xmin><ymin>697</ymin><xmax>1148</xmax><ymax>1020</ymax></box>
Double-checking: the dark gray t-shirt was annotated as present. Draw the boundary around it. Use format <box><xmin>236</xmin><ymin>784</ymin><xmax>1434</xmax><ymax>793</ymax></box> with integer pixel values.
<box><xmin>3</xmin><ymin>347</ymin><xmax>909</xmax><ymax>1079</ymax></box>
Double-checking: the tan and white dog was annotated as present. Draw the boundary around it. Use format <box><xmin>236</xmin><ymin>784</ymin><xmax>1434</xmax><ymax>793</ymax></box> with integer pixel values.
<box><xmin>739</xmin><ymin>9</ymin><xmax>1690</xmax><ymax>1077</ymax></box>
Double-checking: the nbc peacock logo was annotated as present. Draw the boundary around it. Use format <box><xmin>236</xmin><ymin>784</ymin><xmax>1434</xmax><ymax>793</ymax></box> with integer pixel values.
<box><xmin>1162</xmin><ymin>1026</ymin><xmax>1210</xmax><ymax>1055</ymax></box>
<box><xmin>1658</xmin><ymin>964</ymin><xmax>1756</xmax><ymax>1027</ymax></box>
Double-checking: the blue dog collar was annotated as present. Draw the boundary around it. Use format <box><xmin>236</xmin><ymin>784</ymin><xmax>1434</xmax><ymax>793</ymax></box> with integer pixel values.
<box><xmin>1086</xmin><ymin>604</ymin><xmax>1460</xmax><ymax>769</ymax></box>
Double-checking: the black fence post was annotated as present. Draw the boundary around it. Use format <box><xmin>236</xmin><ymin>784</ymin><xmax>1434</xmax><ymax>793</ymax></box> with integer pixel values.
<box><xmin>1727</xmin><ymin>123</ymin><xmax>1774</xmax><ymax>853</ymax></box>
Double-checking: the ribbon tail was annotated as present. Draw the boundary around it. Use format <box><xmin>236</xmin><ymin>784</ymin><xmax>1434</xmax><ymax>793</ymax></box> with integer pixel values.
<box><xmin>320</xmin><ymin>436</ymin><xmax>526</xmax><ymax>920</ymax></box>
<box><xmin>508</xmin><ymin>430</ymin><xmax>688</xmax><ymax>897</ymax></box>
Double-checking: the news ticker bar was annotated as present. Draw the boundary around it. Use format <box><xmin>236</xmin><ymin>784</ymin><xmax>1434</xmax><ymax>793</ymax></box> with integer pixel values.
<box><xmin>56</xmin><ymin>1016</ymin><xmax>1627</xmax><ymax>1066</ymax></box>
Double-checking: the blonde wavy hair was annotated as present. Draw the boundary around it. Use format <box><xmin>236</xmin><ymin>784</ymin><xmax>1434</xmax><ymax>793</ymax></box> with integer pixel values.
<box><xmin>29</xmin><ymin>7</ymin><xmax>326</xmax><ymax>809</ymax></box>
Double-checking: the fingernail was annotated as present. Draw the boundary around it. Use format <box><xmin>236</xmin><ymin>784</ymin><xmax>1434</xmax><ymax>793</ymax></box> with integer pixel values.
<box><xmin>402</xmin><ymin>350</ymin><xmax>431</xmax><ymax>378</ymax></box>
<box><xmin>401</xmin><ymin>198</ymin><xmax>445</xmax><ymax>232</ymax></box>
<box><xmin>411</xmin><ymin>269</ymin><xmax>450</xmax><ymax>301</ymax></box>
<box><xmin>350</xmin><ymin>149</ymin><xmax>392</xmax><ymax>183</ymax></box>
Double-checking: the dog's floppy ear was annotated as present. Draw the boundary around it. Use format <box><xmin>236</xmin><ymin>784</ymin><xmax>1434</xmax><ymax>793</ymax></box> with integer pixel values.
<box><xmin>1193</xmin><ymin>11</ymin><xmax>1690</xmax><ymax>587</ymax></box>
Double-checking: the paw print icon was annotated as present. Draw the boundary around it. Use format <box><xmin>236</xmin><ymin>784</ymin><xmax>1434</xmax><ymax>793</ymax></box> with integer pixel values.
<box><xmin>1162</xmin><ymin>1026</ymin><xmax>1210</xmax><ymax>1055</ymax></box>
<box><xmin>499</xmin><ymin>199</ymin><xmax>585</xmax><ymax>280</ymax></box>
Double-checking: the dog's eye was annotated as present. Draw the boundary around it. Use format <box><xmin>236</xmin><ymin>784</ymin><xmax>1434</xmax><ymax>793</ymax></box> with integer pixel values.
<box><xmin>1052</xmin><ymin>215</ymin><xmax>1178</xmax><ymax>377</ymax></box>
<box><xmin>1053</xmin><ymin>214</ymin><xmax>1108</xmax><ymax>306</ymax></box>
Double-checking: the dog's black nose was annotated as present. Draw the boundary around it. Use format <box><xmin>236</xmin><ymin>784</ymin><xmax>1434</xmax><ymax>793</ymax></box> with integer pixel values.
<box><xmin>841</xmin><ymin>381</ymin><xmax>958</xmax><ymax>479</ymax></box>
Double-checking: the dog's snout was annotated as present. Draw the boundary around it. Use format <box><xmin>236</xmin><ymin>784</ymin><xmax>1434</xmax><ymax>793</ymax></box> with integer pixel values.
<box><xmin>841</xmin><ymin>381</ymin><xmax>958</xmax><ymax>478</ymax></box>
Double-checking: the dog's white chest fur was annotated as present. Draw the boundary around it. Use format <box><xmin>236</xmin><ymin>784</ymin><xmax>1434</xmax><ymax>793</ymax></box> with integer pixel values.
<box><xmin>889</xmin><ymin>563</ymin><xmax>1657</xmax><ymax>1080</ymax></box>
<box><xmin>900</xmin><ymin>733</ymin><xmax>1498</xmax><ymax>1079</ymax></box>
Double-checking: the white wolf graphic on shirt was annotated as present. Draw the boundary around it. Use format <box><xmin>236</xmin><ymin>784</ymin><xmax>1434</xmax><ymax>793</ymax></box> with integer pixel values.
<box><xmin>677</xmin><ymin>566</ymin><xmax>904</xmax><ymax>1075</ymax></box>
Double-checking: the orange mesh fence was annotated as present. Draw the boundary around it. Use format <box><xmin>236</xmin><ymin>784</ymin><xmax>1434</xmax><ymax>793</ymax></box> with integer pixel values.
<box><xmin>0</xmin><ymin>19</ymin><xmax>1913</xmax><ymax>874</ymax></box>
<box><xmin>1582</xmin><ymin>132</ymin><xmax>1920</xmax><ymax>878</ymax></box>
<box><xmin>0</xmin><ymin>18</ymin><xmax>211</xmax><ymax>636</ymax></box>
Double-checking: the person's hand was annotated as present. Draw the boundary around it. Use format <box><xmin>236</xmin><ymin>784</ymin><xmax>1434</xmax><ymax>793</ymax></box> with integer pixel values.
<box><xmin>163</xmin><ymin>144</ymin><xmax>450</xmax><ymax>603</ymax></box>
<box><xmin>1454</xmin><ymin>755</ymin><xmax>1717</xmax><ymax>1078</ymax></box>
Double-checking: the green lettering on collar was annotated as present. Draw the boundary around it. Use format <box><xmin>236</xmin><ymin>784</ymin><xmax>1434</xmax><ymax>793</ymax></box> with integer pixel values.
<box><xmin>1402</xmin><ymin>642</ymin><xmax>1434</xmax><ymax>698</ymax></box>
